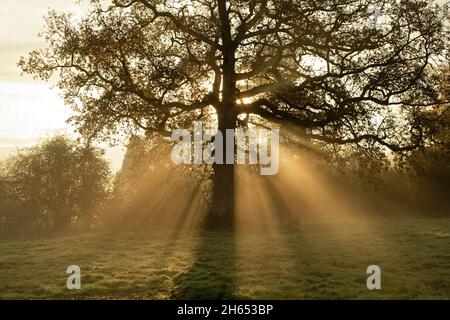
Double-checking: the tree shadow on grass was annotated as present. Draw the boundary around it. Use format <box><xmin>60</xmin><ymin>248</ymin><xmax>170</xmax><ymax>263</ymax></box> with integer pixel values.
<box><xmin>171</xmin><ymin>231</ymin><xmax>237</xmax><ymax>299</ymax></box>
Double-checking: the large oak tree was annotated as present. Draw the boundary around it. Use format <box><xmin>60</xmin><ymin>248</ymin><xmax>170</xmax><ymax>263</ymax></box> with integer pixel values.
<box><xmin>20</xmin><ymin>0</ymin><xmax>449</xmax><ymax>228</ymax></box>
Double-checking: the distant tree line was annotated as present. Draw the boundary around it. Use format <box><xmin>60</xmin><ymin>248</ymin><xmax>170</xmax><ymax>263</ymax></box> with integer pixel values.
<box><xmin>0</xmin><ymin>103</ymin><xmax>449</xmax><ymax>237</ymax></box>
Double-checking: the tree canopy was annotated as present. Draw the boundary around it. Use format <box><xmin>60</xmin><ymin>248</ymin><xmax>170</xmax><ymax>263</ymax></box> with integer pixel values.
<box><xmin>20</xmin><ymin>0</ymin><xmax>449</xmax><ymax>151</ymax></box>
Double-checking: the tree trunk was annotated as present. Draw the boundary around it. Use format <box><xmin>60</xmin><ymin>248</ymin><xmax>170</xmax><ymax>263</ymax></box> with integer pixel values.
<box><xmin>202</xmin><ymin>0</ymin><xmax>237</xmax><ymax>230</ymax></box>
<box><xmin>203</xmin><ymin>112</ymin><xmax>237</xmax><ymax>230</ymax></box>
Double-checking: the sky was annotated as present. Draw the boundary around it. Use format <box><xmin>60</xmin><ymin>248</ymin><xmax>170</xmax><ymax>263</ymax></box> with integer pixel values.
<box><xmin>0</xmin><ymin>0</ymin><xmax>125</xmax><ymax>170</ymax></box>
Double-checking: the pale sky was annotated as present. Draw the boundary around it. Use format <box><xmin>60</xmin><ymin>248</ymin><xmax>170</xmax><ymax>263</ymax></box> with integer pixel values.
<box><xmin>0</xmin><ymin>0</ymin><xmax>125</xmax><ymax>170</ymax></box>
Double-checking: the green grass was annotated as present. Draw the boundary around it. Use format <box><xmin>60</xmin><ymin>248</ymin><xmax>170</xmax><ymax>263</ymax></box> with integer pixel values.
<box><xmin>1</xmin><ymin>218</ymin><xmax>450</xmax><ymax>299</ymax></box>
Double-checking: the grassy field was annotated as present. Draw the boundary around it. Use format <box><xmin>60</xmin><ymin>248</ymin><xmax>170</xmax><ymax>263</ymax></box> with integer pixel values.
<box><xmin>0</xmin><ymin>218</ymin><xmax>449</xmax><ymax>299</ymax></box>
